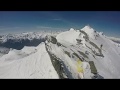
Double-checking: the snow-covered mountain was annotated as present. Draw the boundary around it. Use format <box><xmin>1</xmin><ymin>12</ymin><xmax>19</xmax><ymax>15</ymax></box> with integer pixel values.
<box><xmin>0</xmin><ymin>25</ymin><xmax>120</xmax><ymax>79</ymax></box>
<box><xmin>0</xmin><ymin>31</ymin><xmax>60</xmax><ymax>50</ymax></box>
<box><xmin>108</xmin><ymin>37</ymin><xmax>120</xmax><ymax>44</ymax></box>
<box><xmin>0</xmin><ymin>31</ymin><xmax>59</xmax><ymax>43</ymax></box>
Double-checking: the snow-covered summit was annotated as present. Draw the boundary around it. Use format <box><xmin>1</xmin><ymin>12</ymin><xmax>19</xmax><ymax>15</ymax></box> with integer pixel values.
<box><xmin>81</xmin><ymin>25</ymin><xmax>94</xmax><ymax>32</ymax></box>
<box><xmin>56</xmin><ymin>28</ymin><xmax>80</xmax><ymax>45</ymax></box>
<box><xmin>81</xmin><ymin>25</ymin><xmax>98</xmax><ymax>39</ymax></box>
<box><xmin>0</xmin><ymin>26</ymin><xmax>120</xmax><ymax>79</ymax></box>
<box><xmin>69</xmin><ymin>28</ymin><xmax>75</xmax><ymax>31</ymax></box>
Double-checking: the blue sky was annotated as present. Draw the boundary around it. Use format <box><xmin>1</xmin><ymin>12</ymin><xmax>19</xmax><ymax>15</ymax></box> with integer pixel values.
<box><xmin>0</xmin><ymin>11</ymin><xmax>120</xmax><ymax>38</ymax></box>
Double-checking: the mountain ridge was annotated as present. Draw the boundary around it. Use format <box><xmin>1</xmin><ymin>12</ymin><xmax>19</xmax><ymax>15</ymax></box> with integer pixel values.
<box><xmin>0</xmin><ymin>26</ymin><xmax>120</xmax><ymax>79</ymax></box>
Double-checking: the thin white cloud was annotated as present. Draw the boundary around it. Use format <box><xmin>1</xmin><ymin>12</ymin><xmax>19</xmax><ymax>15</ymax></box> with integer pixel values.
<box><xmin>0</xmin><ymin>27</ymin><xmax>20</xmax><ymax>30</ymax></box>
<box><xmin>36</xmin><ymin>26</ymin><xmax>53</xmax><ymax>29</ymax></box>
<box><xmin>0</xmin><ymin>26</ymin><xmax>68</xmax><ymax>35</ymax></box>
<box><xmin>52</xmin><ymin>18</ymin><xmax>62</xmax><ymax>21</ymax></box>
<box><xmin>36</xmin><ymin>26</ymin><xmax>66</xmax><ymax>30</ymax></box>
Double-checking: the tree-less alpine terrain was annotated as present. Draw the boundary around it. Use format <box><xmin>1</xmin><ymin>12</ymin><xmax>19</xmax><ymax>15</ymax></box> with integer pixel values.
<box><xmin>0</xmin><ymin>25</ymin><xmax>120</xmax><ymax>79</ymax></box>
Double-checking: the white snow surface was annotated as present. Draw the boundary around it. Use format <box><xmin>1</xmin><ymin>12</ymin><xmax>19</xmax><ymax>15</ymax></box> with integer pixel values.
<box><xmin>0</xmin><ymin>25</ymin><xmax>120</xmax><ymax>79</ymax></box>
<box><xmin>56</xmin><ymin>28</ymin><xmax>80</xmax><ymax>45</ymax></box>
<box><xmin>0</xmin><ymin>43</ymin><xmax>59</xmax><ymax>78</ymax></box>
<box><xmin>56</xmin><ymin>25</ymin><xmax>120</xmax><ymax>78</ymax></box>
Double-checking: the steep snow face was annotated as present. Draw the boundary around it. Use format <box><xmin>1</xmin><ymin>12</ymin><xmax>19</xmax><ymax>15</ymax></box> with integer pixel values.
<box><xmin>56</xmin><ymin>28</ymin><xmax>80</xmax><ymax>45</ymax></box>
<box><xmin>45</xmin><ymin>41</ymin><xmax>92</xmax><ymax>79</ymax></box>
<box><xmin>0</xmin><ymin>43</ymin><xmax>59</xmax><ymax>78</ymax></box>
<box><xmin>55</xmin><ymin>26</ymin><xmax>120</xmax><ymax>78</ymax></box>
<box><xmin>89</xmin><ymin>35</ymin><xmax>120</xmax><ymax>78</ymax></box>
<box><xmin>81</xmin><ymin>25</ymin><xmax>97</xmax><ymax>39</ymax></box>
<box><xmin>81</xmin><ymin>25</ymin><xmax>94</xmax><ymax>33</ymax></box>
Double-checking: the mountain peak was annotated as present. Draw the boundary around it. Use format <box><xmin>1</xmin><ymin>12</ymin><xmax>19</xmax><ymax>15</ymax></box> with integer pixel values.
<box><xmin>85</xmin><ymin>24</ymin><xmax>91</xmax><ymax>28</ymax></box>
<box><xmin>69</xmin><ymin>28</ymin><xmax>75</xmax><ymax>31</ymax></box>
<box><xmin>81</xmin><ymin>25</ymin><xmax>95</xmax><ymax>33</ymax></box>
<box><xmin>82</xmin><ymin>25</ymin><xmax>93</xmax><ymax>30</ymax></box>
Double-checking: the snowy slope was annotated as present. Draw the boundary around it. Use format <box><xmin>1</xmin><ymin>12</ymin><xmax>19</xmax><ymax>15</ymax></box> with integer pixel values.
<box><xmin>56</xmin><ymin>25</ymin><xmax>120</xmax><ymax>78</ymax></box>
<box><xmin>45</xmin><ymin>41</ymin><xmax>91</xmax><ymax>79</ymax></box>
<box><xmin>0</xmin><ymin>25</ymin><xmax>120</xmax><ymax>79</ymax></box>
<box><xmin>0</xmin><ymin>42</ymin><xmax>59</xmax><ymax>78</ymax></box>
<box><xmin>81</xmin><ymin>25</ymin><xmax>96</xmax><ymax>39</ymax></box>
<box><xmin>56</xmin><ymin>28</ymin><xmax>80</xmax><ymax>45</ymax></box>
